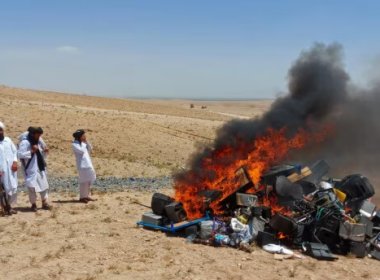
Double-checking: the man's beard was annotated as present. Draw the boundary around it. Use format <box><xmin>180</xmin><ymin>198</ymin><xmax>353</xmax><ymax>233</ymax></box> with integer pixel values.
<box><xmin>0</xmin><ymin>134</ymin><xmax>4</xmax><ymax>141</ymax></box>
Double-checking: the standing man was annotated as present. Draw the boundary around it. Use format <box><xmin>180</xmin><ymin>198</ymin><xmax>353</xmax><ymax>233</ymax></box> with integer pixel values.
<box><xmin>0</xmin><ymin>121</ymin><xmax>18</xmax><ymax>215</ymax></box>
<box><xmin>18</xmin><ymin>127</ymin><xmax>48</xmax><ymax>155</ymax></box>
<box><xmin>18</xmin><ymin>127</ymin><xmax>51</xmax><ymax>211</ymax></box>
<box><xmin>72</xmin><ymin>129</ymin><xmax>96</xmax><ymax>203</ymax></box>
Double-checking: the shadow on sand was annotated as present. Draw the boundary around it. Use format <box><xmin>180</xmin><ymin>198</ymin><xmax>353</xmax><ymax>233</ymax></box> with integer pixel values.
<box><xmin>52</xmin><ymin>199</ymin><xmax>82</xmax><ymax>204</ymax></box>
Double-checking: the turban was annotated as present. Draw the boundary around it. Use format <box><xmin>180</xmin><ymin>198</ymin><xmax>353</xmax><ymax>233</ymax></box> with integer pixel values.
<box><xmin>73</xmin><ymin>129</ymin><xmax>85</xmax><ymax>139</ymax></box>
<box><xmin>0</xmin><ymin>122</ymin><xmax>4</xmax><ymax>130</ymax></box>
<box><xmin>28</xmin><ymin>127</ymin><xmax>44</xmax><ymax>134</ymax></box>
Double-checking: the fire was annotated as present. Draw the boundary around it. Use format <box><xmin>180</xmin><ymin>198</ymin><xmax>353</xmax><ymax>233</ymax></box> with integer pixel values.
<box><xmin>261</xmin><ymin>190</ymin><xmax>291</xmax><ymax>216</ymax></box>
<box><xmin>174</xmin><ymin>125</ymin><xmax>333</xmax><ymax>219</ymax></box>
<box><xmin>277</xmin><ymin>232</ymin><xmax>287</xmax><ymax>240</ymax></box>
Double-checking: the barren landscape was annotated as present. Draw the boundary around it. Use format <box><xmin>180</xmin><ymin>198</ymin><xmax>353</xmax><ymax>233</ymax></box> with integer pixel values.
<box><xmin>0</xmin><ymin>86</ymin><xmax>379</xmax><ymax>280</ymax></box>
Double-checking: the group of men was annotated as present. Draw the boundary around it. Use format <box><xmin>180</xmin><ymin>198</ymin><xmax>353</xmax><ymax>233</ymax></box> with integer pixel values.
<box><xmin>0</xmin><ymin>122</ymin><xmax>96</xmax><ymax>215</ymax></box>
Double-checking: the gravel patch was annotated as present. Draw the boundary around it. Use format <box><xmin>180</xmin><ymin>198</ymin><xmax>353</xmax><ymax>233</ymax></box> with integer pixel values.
<box><xmin>43</xmin><ymin>176</ymin><xmax>172</xmax><ymax>193</ymax></box>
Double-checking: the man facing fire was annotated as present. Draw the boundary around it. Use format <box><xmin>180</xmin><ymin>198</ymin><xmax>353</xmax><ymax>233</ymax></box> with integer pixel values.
<box><xmin>72</xmin><ymin>129</ymin><xmax>96</xmax><ymax>203</ymax></box>
<box><xmin>18</xmin><ymin>127</ymin><xmax>51</xmax><ymax>211</ymax></box>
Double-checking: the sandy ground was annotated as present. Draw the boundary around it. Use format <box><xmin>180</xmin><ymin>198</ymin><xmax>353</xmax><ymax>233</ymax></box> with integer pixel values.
<box><xmin>1</xmin><ymin>190</ymin><xmax>379</xmax><ymax>280</ymax></box>
<box><xmin>0</xmin><ymin>86</ymin><xmax>379</xmax><ymax>279</ymax></box>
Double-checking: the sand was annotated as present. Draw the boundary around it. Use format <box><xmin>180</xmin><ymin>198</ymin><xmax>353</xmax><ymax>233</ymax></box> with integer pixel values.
<box><xmin>0</xmin><ymin>86</ymin><xmax>379</xmax><ymax>280</ymax></box>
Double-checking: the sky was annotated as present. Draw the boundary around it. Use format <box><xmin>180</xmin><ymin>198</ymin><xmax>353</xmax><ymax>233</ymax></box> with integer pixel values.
<box><xmin>0</xmin><ymin>0</ymin><xmax>379</xmax><ymax>99</ymax></box>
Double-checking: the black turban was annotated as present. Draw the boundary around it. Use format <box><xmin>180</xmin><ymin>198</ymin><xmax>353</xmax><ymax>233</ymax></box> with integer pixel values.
<box><xmin>73</xmin><ymin>129</ymin><xmax>85</xmax><ymax>140</ymax></box>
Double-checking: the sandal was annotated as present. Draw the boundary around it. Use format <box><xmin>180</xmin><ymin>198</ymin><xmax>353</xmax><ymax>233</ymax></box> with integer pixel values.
<box><xmin>31</xmin><ymin>204</ymin><xmax>38</xmax><ymax>212</ymax></box>
<box><xmin>41</xmin><ymin>203</ymin><xmax>52</xmax><ymax>210</ymax></box>
<box><xmin>79</xmin><ymin>198</ymin><xmax>88</xmax><ymax>203</ymax></box>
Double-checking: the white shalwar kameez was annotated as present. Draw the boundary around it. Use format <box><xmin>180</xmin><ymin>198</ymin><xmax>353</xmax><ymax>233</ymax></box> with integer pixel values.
<box><xmin>0</xmin><ymin>137</ymin><xmax>18</xmax><ymax>204</ymax></box>
<box><xmin>18</xmin><ymin>139</ymin><xmax>49</xmax><ymax>204</ymax></box>
<box><xmin>72</xmin><ymin>140</ymin><xmax>96</xmax><ymax>199</ymax></box>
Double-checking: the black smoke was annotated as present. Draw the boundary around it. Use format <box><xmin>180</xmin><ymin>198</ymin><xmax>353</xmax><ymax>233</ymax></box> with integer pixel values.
<box><xmin>175</xmin><ymin>43</ymin><xmax>380</xmax><ymax>201</ymax></box>
<box><xmin>291</xmin><ymin>81</ymin><xmax>380</xmax><ymax>201</ymax></box>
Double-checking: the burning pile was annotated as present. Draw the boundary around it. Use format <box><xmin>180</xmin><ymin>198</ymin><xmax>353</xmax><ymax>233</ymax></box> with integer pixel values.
<box><xmin>138</xmin><ymin>43</ymin><xmax>380</xmax><ymax>261</ymax></box>
<box><xmin>141</xmin><ymin>161</ymin><xmax>380</xmax><ymax>260</ymax></box>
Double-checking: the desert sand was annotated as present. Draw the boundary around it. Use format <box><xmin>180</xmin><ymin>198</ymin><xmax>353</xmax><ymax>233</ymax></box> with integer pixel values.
<box><xmin>0</xmin><ymin>86</ymin><xmax>379</xmax><ymax>280</ymax></box>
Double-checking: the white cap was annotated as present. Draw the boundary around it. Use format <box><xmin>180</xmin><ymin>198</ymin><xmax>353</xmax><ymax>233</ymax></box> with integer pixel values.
<box><xmin>0</xmin><ymin>121</ymin><xmax>5</xmax><ymax>130</ymax></box>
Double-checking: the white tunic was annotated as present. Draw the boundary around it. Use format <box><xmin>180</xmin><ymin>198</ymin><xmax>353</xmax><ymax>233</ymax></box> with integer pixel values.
<box><xmin>0</xmin><ymin>137</ymin><xmax>18</xmax><ymax>196</ymax></box>
<box><xmin>18</xmin><ymin>139</ymin><xmax>49</xmax><ymax>192</ymax></box>
<box><xmin>18</xmin><ymin>132</ymin><xmax>47</xmax><ymax>157</ymax></box>
<box><xmin>72</xmin><ymin>141</ymin><xmax>96</xmax><ymax>184</ymax></box>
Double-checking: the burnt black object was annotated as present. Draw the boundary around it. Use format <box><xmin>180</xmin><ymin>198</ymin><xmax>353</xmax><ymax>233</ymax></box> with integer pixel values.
<box><xmin>256</xmin><ymin>231</ymin><xmax>278</xmax><ymax>247</ymax></box>
<box><xmin>373</xmin><ymin>210</ymin><xmax>380</xmax><ymax>227</ymax></box>
<box><xmin>251</xmin><ymin>206</ymin><xmax>272</xmax><ymax>220</ymax></box>
<box><xmin>335</xmin><ymin>174</ymin><xmax>375</xmax><ymax>203</ymax></box>
<box><xmin>151</xmin><ymin>193</ymin><xmax>174</xmax><ymax>215</ymax></box>
<box><xmin>349</xmin><ymin>241</ymin><xmax>367</xmax><ymax>258</ymax></box>
<box><xmin>164</xmin><ymin>202</ymin><xmax>187</xmax><ymax>223</ymax></box>
<box><xmin>369</xmin><ymin>249</ymin><xmax>380</xmax><ymax>260</ymax></box>
<box><xmin>269</xmin><ymin>214</ymin><xmax>298</xmax><ymax>236</ymax></box>
<box><xmin>302</xmin><ymin>242</ymin><xmax>338</xmax><ymax>261</ymax></box>
<box><xmin>313</xmin><ymin>212</ymin><xmax>341</xmax><ymax>251</ymax></box>
<box><xmin>275</xmin><ymin>176</ymin><xmax>303</xmax><ymax>200</ymax></box>
<box><xmin>261</xmin><ymin>164</ymin><xmax>299</xmax><ymax>186</ymax></box>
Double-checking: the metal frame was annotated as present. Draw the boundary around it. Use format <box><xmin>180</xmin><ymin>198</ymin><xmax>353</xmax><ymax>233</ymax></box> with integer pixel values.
<box><xmin>136</xmin><ymin>213</ymin><xmax>210</xmax><ymax>233</ymax></box>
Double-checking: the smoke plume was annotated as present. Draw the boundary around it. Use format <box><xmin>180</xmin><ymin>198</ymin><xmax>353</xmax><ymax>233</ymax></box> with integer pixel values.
<box><xmin>174</xmin><ymin>43</ymin><xmax>380</xmax><ymax>201</ymax></box>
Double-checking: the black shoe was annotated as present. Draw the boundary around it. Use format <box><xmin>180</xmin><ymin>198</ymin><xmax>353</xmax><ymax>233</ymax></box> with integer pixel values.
<box><xmin>31</xmin><ymin>204</ymin><xmax>38</xmax><ymax>212</ymax></box>
<box><xmin>41</xmin><ymin>203</ymin><xmax>52</xmax><ymax>210</ymax></box>
<box><xmin>4</xmin><ymin>205</ymin><xmax>12</xmax><ymax>215</ymax></box>
<box><xmin>79</xmin><ymin>198</ymin><xmax>88</xmax><ymax>203</ymax></box>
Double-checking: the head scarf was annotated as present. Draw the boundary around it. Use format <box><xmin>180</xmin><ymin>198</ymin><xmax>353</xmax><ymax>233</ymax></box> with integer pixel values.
<box><xmin>73</xmin><ymin>129</ymin><xmax>85</xmax><ymax>141</ymax></box>
<box><xmin>0</xmin><ymin>122</ymin><xmax>4</xmax><ymax>141</ymax></box>
<box><xmin>26</xmin><ymin>126</ymin><xmax>46</xmax><ymax>172</ymax></box>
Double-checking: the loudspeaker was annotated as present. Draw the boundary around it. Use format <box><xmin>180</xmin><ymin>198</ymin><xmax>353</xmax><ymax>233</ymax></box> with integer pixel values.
<box><xmin>269</xmin><ymin>214</ymin><xmax>297</xmax><ymax>236</ymax></box>
<box><xmin>151</xmin><ymin>193</ymin><xmax>174</xmax><ymax>215</ymax></box>
<box><xmin>164</xmin><ymin>202</ymin><xmax>187</xmax><ymax>223</ymax></box>
<box><xmin>256</xmin><ymin>231</ymin><xmax>277</xmax><ymax>247</ymax></box>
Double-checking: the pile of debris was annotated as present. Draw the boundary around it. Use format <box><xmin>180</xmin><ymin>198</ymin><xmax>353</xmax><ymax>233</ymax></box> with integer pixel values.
<box><xmin>138</xmin><ymin>160</ymin><xmax>380</xmax><ymax>261</ymax></box>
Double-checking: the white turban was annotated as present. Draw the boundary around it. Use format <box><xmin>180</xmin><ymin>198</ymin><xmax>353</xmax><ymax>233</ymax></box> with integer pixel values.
<box><xmin>0</xmin><ymin>121</ymin><xmax>4</xmax><ymax>130</ymax></box>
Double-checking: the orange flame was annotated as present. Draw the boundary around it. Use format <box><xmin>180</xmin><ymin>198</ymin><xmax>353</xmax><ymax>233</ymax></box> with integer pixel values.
<box><xmin>174</xmin><ymin>125</ymin><xmax>333</xmax><ymax>219</ymax></box>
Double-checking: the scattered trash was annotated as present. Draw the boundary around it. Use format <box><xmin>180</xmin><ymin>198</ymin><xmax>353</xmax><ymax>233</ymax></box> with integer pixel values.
<box><xmin>302</xmin><ymin>242</ymin><xmax>337</xmax><ymax>261</ymax></box>
<box><xmin>136</xmin><ymin>160</ymin><xmax>380</xmax><ymax>262</ymax></box>
<box><xmin>263</xmin><ymin>244</ymin><xmax>293</xmax><ymax>255</ymax></box>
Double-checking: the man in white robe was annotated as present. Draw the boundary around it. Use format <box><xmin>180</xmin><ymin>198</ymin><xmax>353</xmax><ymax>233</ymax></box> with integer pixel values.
<box><xmin>18</xmin><ymin>127</ymin><xmax>51</xmax><ymax>211</ymax></box>
<box><xmin>18</xmin><ymin>127</ymin><xmax>48</xmax><ymax>155</ymax></box>
<box><xmin>0</xmin><ymin>122</ymin><xmax>18</xmax><ymax>215</ymax></box>
<box><xmin>72</xmin><ymin>129</ymin><xmax>96</xmax><ymax>203</ymax></box>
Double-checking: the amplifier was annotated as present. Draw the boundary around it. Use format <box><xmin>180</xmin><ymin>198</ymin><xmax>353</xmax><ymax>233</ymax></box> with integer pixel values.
<box><xmin>164</xmin><ymin>202</ymin><xmax>187</xmax><ymax>223</ymax></box>
<box><xmin>142</xmin><ymin>212</ymin><xmax>163</xmax><ymax>226</ymax></box>
<box><xmin>151</xmin><ymin>193</ymin><xmax>174</xmax><ymax>215</ymax></box>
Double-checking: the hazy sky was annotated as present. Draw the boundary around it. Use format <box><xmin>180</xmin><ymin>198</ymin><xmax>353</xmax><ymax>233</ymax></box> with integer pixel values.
<box><xmin>0</xmin><ymin>0</ymin><xmax>379</xmax><ymax>99</ymax></box>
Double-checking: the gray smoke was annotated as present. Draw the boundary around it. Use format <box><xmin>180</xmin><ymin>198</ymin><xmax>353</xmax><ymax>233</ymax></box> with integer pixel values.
<box><xmin>175</xmin><ymin>43</ymin><xmax>380</xmax><ymax>202</ymax></box>
<box><xmin>291</xmin><ymin>81</ymin><xmax>380</xmax><ymax>203</ymax></box>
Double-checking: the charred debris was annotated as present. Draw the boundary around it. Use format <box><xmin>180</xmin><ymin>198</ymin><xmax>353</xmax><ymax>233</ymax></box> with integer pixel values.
<box><xmin>139</xmin><ymin>160</ymin><xmax>380</xmax><ymax>261</ymax></box>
